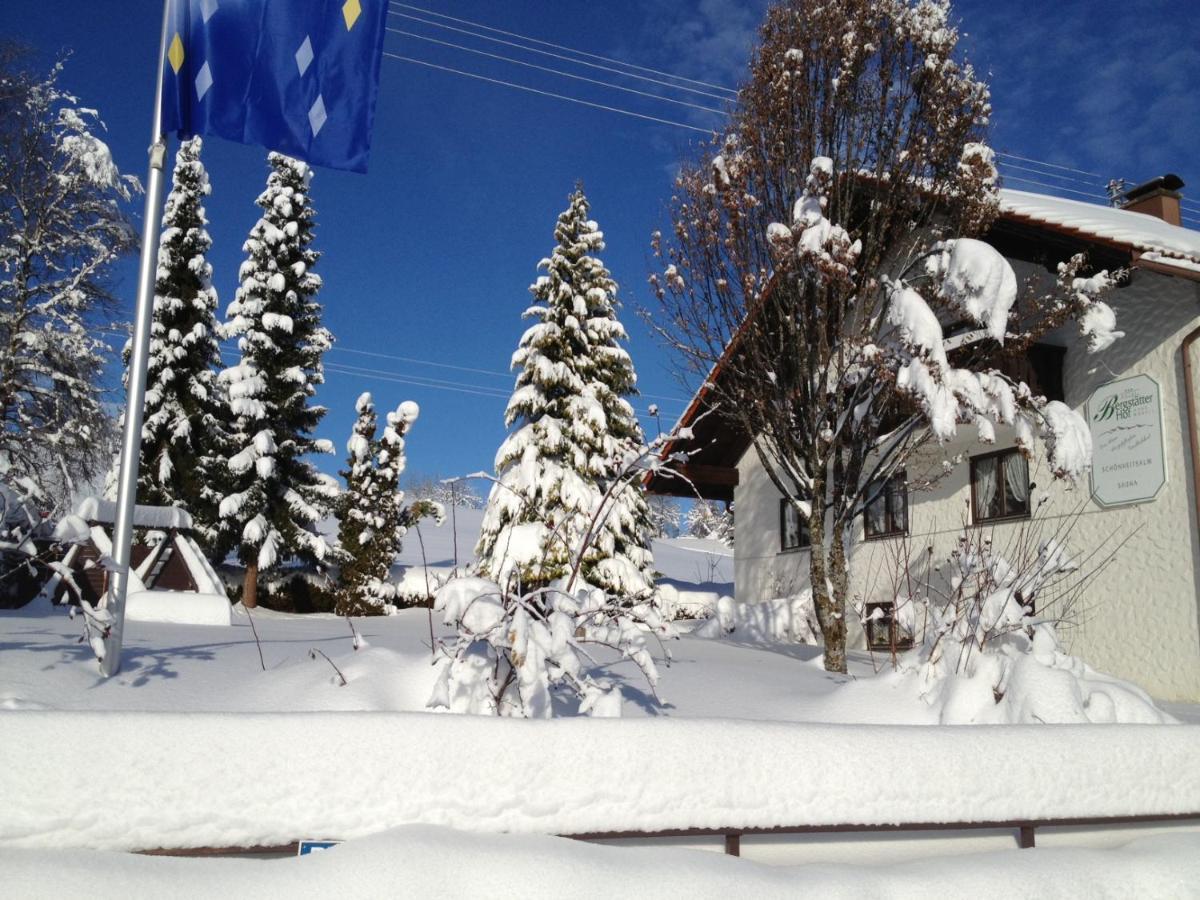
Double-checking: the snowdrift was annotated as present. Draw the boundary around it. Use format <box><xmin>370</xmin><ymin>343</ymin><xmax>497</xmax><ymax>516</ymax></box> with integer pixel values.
<box><xmin>2</xmin><ymin>712</ymin><xmax>1197</xmax><ymax>852</ymax></box>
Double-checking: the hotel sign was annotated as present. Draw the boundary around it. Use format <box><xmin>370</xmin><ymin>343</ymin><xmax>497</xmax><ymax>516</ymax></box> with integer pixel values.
<box><xmin>1087</xmin><ymin>374</ymin><xmax>1166</xmax><ymax>507</ymax></box>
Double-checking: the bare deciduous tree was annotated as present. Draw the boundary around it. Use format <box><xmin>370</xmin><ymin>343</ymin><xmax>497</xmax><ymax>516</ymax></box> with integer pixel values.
<box><xmin>650</xmin><ymin>0</ymin><xmax>1119</xmax><ymax>672</ymax></box>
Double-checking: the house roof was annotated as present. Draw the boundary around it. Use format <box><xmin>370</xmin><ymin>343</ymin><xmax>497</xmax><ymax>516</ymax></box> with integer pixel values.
<box><xmin>998</xmin><ymin>189</ymin><xmax>1200</xmax><ymax>271</ymax></box>
<box><xmin>647</xmin><ymin>191</ymin><xmax>1200</xmax><ymax>498</ymax></box>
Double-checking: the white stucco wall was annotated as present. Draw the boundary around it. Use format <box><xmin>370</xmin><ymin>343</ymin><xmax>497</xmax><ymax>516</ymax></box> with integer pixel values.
<box><xmin>734</xmin><ymin>264</ymin><xmax>1200</xmax><ymax>702</ymax></box>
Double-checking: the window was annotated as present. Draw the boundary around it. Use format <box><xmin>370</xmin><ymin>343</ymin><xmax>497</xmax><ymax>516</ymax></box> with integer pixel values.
<box><xmin>971</xmin><ymin>449</ymin><xmax>1031</xmax><ymax>522</ymax></box>
<box><xmin>999</xmin><ymin>344</ymin><xmax>1066</xmax><ymax>403</ymax></box>
<box><xmin>779</xmin><ymin>499</ymin><xmax>811</xmax><ymax>552</ymax></box>
<box><xmin>864</xmin><ymin>602</ymin><xmax>913</xmax><ymax>651</ymax></box>
<box><xmin>864</xmin><ymin>472</ymin><xmax>908</xmax><ymax>539</ymax></box>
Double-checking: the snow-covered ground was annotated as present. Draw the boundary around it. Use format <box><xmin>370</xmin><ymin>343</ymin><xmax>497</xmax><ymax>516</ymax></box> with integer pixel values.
<box><xmin>3</xmin><ymin>516</ymin><xmax>1197</xmax><ymax>890</ymax></box>
<box><xmin>4</xmin><ymin>825</ymin><xmax>1199</xmax><ymax>900</ymax></box>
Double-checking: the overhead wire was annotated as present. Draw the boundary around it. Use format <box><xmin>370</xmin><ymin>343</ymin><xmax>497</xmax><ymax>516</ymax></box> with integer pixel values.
<box><xmin>994</xmin><ymin>151</ymin><xmax>1104</xmax><ymax>180</ymax></box>
<box><xmin>995</xmin><ymin>175</ymin><xmax>1108</xmax><ymax>201</ymax></box>
<box><xmin>389</xmin><ymin>6</ymin><xmax>1196</xmax><ymax>225</ymax></box>
<box><xmin>96</xmin><ymin>331</ymin><xmax>686</xmax><ymax>417</ymax></box>
<box><xmin>387</xmin><ymin>28</ymin><xmax>728</xmax><ymax>116</ymax></box>
<box><xmin>388</xmin><ymin>10</ymin><xmax>733</xmax><ymax>102</ymax></box>
<box><xmin>390</xmin><ymin>2</ymin><xmax>739</xmax><ymax>97</ymax></box>
<box><xmin>385</xmin><ymin>53</ymin><xmax>715</xmax><ymax>134</ymax></box>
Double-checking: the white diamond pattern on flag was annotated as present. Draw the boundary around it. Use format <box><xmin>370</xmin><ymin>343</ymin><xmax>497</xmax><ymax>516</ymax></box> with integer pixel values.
<box><xmin>199</xmin><ymin>0</ymin><xmax>219</xmax><ymax>24</ymax></box>
<box><xmin>195</xmin><ymin>61</ymin><xmax>213</xmax><ymax>101</ymax></box>
<box><xmin>308</xmin><ymin>95</ymin><xmax>327</xmax><ymax>136</ymax></box>
<box><xmin>295</xmin><ymin>36</ymin><xmax>314</xmax><ymax>76</ymax></box>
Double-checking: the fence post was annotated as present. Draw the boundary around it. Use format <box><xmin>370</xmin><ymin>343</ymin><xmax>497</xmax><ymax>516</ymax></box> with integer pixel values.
<box><xmin>724</xmin><ymin>832</ymin><xmax>741</xmax><ymax>856</ymax></box>
<box><xmin>1018</xmin><ymin>824</ymin><xmax>1036</xmax><ymax>849</ymax></box>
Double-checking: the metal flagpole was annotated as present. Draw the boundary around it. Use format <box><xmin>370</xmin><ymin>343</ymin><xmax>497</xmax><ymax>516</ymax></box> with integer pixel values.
<box><xmin>99</xmin><ymin>0</ymin><xmax>173</xmax><ymax>677</ymax></box>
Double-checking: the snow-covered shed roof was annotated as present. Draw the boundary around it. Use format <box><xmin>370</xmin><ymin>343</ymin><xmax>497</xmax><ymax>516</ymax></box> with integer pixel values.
<box><xmin>74</xmin><ymin>497</ymin><xmax>194</xmax><ymax>531</ymax></box>
<box><xmin>999</xmin><ymin>189</ymin><xmax>1200</xmax><ymax>272</ymax></box>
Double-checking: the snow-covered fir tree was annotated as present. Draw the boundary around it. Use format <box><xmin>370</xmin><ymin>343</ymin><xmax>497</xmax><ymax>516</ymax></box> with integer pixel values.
<box><xmin>475</xmin><ymin>188</ymin><xmax>657</xmax><ymax>602</ymax></box>
<box><xmin>686</xmin><ymin>500</ymin><xmax>734</xmax><ymax>547</ymax></box>
<box><xmin>125</xmin><ymin>137</ymin><xmax>231</xmax><ymax>554</ymax></box>
<box><xmin>336</xmin><ymin>392</ymin><xmax>425</xmax><ymax>616</ymax></box>
<box><xmin>0</xmin><ymin>48</ymin><xmax>136</xmax><ymax>529</ymax></box>
<box><xmin>218</xmin><ymin>153</ymin><xmax>337</xmax><ymax>607</ymax></box>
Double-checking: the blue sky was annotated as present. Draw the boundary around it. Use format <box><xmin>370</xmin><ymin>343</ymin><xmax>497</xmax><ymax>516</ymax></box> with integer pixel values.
<box><xmin>2</xmin><ymin>0</ymin><xmax>1197</xmax><ymax>489</ymax></box>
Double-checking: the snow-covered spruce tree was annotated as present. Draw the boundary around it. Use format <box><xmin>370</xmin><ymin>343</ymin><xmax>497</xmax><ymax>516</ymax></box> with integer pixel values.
<box><xmin>0</xmin><ymin>46</ymin><xmax>136</xmax><ymax>546</ymax></box>
<box><xmin>219</xmin><ymin>153</ymin><xmax>337</xmax><ymax>608</ymax></box>
<box><xmin>336</xmin><ymin>392</ymin><xmax>432</xmax><ymax>616</ymax></box>
<box><xmin>125</xmin><ymin>136</ymin><xmax>231</xmax><ymax>555</ymax></box>
<box><xmin>475</xmin><ymin>187</ymin><xmax>656</xmax><ymax>602</ymax></box>
<box><xmin>651</xmin><ymin>0</ymin><xmax>1119</xmax><ymax>672</ymax></box>
<box><xmin>686</xmin><ymin>500</ymin><xmax>734</xmax><ymax>547</ymax></box>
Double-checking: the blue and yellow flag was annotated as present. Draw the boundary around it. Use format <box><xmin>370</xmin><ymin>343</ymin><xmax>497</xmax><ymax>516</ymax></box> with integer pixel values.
<box><xmin>160</xmin><ymin>0</ymin><xmax>388</xmax><ymax>173</ymax></box>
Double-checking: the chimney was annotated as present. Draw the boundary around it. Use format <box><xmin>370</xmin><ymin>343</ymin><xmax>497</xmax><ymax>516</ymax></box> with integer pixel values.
<box><xmin>1120</xmin><ymin>174</ymin><xmax>1185</xmax><ymax>226</ymax></box>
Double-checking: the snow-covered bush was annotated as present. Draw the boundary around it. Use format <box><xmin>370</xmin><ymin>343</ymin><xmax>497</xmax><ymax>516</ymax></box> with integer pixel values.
<box><xmin>430</xmin><ymin>575</ymin><xmax>671</xmax><ymax>718</ymax></box>
<box><xmin>654</xmin><ymin>583</ymin><xmax>722</xmax><ymax>621</ymax></box>
<box><xmin>693</xmin><ymin>592</ymin><xmax>819</xmax><ymax>643</ymax></box>
<box><xmin>435</xmin><ymin>424</ymin><xmax>701</xmax><ymax>717</ymax></box>
<box><xmin>890</xmin><ymin>529</ymin><xmax>1172</xmax><ymax>724</ymax></box>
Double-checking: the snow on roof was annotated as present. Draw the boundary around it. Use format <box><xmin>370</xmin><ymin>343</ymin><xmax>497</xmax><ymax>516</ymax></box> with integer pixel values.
<box><xmin>999</xmin><ymin>189</ymin><xmax>1200</xmax><ymax>267</ymax></box>
<box><xmin>74</xmin><ymin>497</ymin><xmax>193</xmax><ymax>530</ymax></box>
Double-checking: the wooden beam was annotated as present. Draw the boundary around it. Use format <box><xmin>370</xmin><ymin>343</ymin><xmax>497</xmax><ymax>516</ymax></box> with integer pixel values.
<box><xmin>672</xmin><ymin>463</ymin><xmax>739</xmax><ymax>486</ymax></box>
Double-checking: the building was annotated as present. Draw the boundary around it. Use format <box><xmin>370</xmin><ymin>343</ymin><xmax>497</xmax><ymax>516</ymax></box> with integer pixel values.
<box><xmin>38</xmin><ymin>497</ymin><xmax>231</xmax><ymax>626</ymax></box>
<box><xmin>651</xmin><ymin>178</ymin><xmax>1200</xmax><ymax>702</ymax></box>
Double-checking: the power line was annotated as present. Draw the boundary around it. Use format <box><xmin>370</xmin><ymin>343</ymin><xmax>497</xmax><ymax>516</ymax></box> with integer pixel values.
<box><xmin>388</xmin><ymin>10</ymin><xmax>734</xmax><ymax>103</ymax></box>
<box><xmin>999</xmin><ymin>175</ymin><xmax>1108</xmax><ymax>202</ymax></box>
<box><xmin>387</xmin><ymin>28</ymin><xmax>727</xmax><ymax>116</ymax></box>
<box><xmin>98</xmin><ymin>329</ymin><xmax>690</xmax><ymax>406</ymax></box>
<box><xmin>385</xmin><ymin>53</ymin><xmax>714</xmax><ymax>134</ymax></box>
<box><xmin>389</xmin><ymin>7</ymin><xmax>1187</xmax><ymax>223</ymax></box>
<box><xmin>392</xmin><ymin>2</ymin><xmax>740</xmax><ymax>97</ymax></box>
<box><xmin>329</xmin><ymin>345</ymin><xmax>513</xmax><ymax>380</ymax></box>
<box><xmin>996</xmin><ymin>159</ymin><xmax>1103</xmax><ymax>189</ymax></box>
<box><xmin>995</xmin><ymin>151</ymin><xmax>1105</xmax><ymax>180</ymax></box>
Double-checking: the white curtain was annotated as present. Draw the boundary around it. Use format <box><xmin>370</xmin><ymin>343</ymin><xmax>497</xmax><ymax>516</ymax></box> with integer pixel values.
<box><xmin>1004</xmin><ymin>452</ymin><xmax>1029</xmax><ymax>505</ymax></box>
<box><xmin>975</xmin><ymin>457</ymin><xmax>998</xmax><ymax>518</ymax></box>
<box><xmin>866</xmin><ymin>480</ymin><xmax>886</xmax><ymax>534</ymax></box>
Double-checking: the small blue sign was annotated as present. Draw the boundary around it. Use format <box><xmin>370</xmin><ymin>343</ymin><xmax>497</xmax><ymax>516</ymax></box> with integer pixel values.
<box><xmin>298</xmin><ymin>840</ymin><xmax>341</xmax><ymax>856</ymax></box>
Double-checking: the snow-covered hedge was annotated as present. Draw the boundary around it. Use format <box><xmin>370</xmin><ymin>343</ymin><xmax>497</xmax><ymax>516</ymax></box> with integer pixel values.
<box><xmin>2</xmin><ymin>712</ymin><xmax>1196</xmax><ymax>851</ymax></box>
<box><xmin>693</xmin><ymin>592</ymin><xmax>818</xmax><ymax>643</ymax></box>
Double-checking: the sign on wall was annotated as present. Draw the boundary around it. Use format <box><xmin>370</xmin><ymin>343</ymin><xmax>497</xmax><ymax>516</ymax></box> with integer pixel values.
<box><xmin>1086</xmin><ymin>374</ymin><xmax>1166</xmax><ymax>507</ymax></box>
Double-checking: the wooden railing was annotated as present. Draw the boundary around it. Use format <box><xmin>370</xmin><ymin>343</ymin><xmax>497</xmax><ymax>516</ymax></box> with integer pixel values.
<box><xmin>139</xmin><ymin>811</ymin><xmax>1200</xmax><ymax>858</ymax></box>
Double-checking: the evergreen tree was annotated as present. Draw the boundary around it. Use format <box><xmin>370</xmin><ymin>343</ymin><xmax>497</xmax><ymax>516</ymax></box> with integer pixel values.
<box><xmin>573</xmin><ymin>188</ymin><xmax>658</xmax><ymax>600</ymax></box>
<box><xmin>476</xmin><ymin>188</ymin><xmax>656</xmax><ymax>601</ymax></box>
<box><xmin>336</xmin><ymin>392</ymin><xmax>422</xmax><ymax>616</ymax></box>
<box><xmin>128</xmin><ymin>137</ymin><xmax>230</xmax><ymax>554</ymax></box>
<box><xmin>218</xmin><ymin>153</ymin><xmax>337</xmax><ymax>607</ymax></box>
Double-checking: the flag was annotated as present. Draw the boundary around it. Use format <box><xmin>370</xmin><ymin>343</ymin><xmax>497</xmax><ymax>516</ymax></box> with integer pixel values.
<box><xmin>160</xmin><ymin>0</ymin><xmax>389</xmax><ymax>173</ymax></box>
